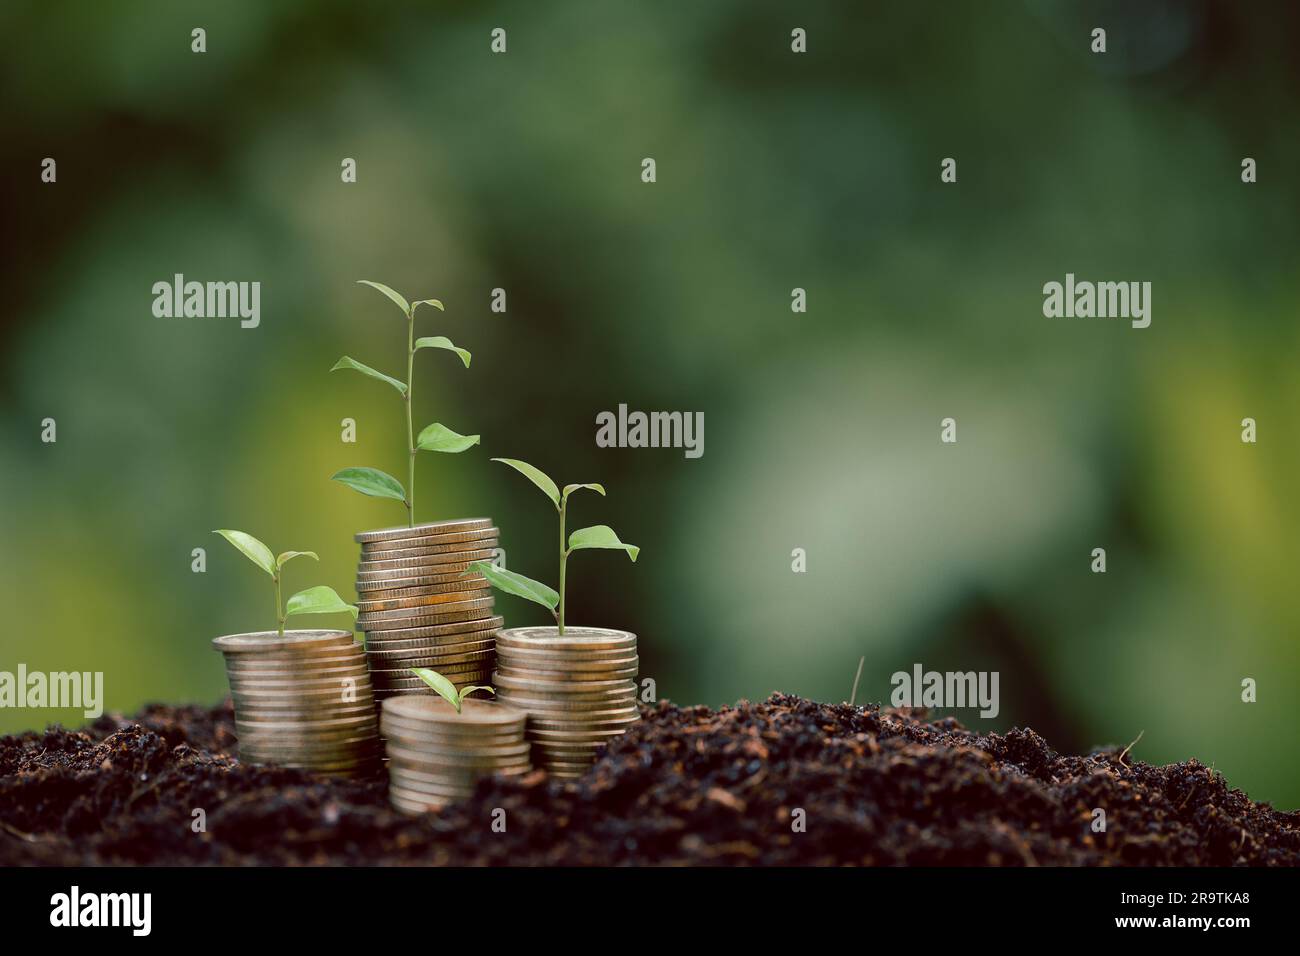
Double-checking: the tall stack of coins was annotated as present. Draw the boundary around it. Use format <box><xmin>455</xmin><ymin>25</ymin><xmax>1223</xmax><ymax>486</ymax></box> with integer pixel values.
<box><xmin>212</xmin><ymin>629</ymin><xmax>381</xmax><ymax>777</ymax></box>
<box><xmin>493</xmin><ymin>626</ymin><xmax>640</xmax><ymax>779</ymax></box>
<box><xmin>380</xmin><ymin>696</ymin><xmax>530</xmax><ymax>813</ymax></box>
<box><xmin>353</xmin><ymin>518</ymin><xmax>503</xmax><ymax>706</ymax></box>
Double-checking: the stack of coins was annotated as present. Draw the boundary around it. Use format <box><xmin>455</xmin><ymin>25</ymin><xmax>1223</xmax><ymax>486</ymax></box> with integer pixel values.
<box><xmin>380</xmin><ymin>695</ymin><xmax>530</xmax><ymax>813</ymax></box>
<box><xmin>493</xmin><ymin>626</ymin><xmax>640</xmax><ymax>779</ymax></box>
<box><xmin>212</xmin><ymin>629</ymin><xmax>381</xmax><ymax>777</ymax></box>
<box><xmin>354</xmin><ymin>518</ymin><xmax>503</xmax><ymax>706</ymax></box>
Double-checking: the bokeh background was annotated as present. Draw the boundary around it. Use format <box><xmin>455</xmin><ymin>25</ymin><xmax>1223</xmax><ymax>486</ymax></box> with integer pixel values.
<box><xmin>2</xmin><ymin>0</ymin><xmax>1298</xmax><ymax>807</ymax></box>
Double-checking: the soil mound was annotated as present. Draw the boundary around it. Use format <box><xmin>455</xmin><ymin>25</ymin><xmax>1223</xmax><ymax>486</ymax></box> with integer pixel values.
<box><xmin>2</xmin><ymin>694</ymin><xmax>1296</xmax><ymax>865</ymax></box>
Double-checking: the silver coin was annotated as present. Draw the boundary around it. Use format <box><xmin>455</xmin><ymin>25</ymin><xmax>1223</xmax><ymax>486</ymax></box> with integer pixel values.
<box><xmin>356</xmin><ymin>557</ymin><xmax>496</xmax><ymax>587</ymax></box>
<box><xmin>492</xmin><ymin>673</ymin><xmax>635</xmax><ymax>694</ymax></box>
<box><xmin>353</xmin><ymin>570</ymin><xmax>489</xmax><ymax>593</ymax></box>
<box><xmin>360</xmin><ymin>523</ymin><xmax>499</xmax><ymax>553</ymax></box>
<box><xmin>359</xmin><ymin>616</ymin><xmax>503</xmax><ymax>642</ymax></box>
<box><xmin>395</xmin><ymin>761</ymin><xmax>529</xmax><ymax>780</ymax></box>
<box><xmin>378</xmin><ymin>709</ymin><xmax>521</xmax><ymax>734</ymax></box>
<box><xmin>496</xmin><ymin>687</ymin><xmax>637</xmax><ymax>704</ymax></box>
<box><xmin>390</xmin><ymin>765</ymin><xmax>531</xmax><ymax>790</ymax></box>
<box><xmin>525</xmin><ymin>712</ymin><xmax>640</xmax><ymax>729</ymax></box>
<box><xmin>389</xmin><ymin>784</ymin><xmax>473</xmax><ymax>804</ymax></box>
<box><xmin>355</xmin><ymin>591</ymin><xmax>492</xmax><ymax>621</ymax></box>
<box><xmin>212</xmin><ymin>630</ymin><xmax>355</xmax><ymax>654</ymax></box>
<box><xmin>222</xmin><ymin>657</ymin><xmax>368</xmax><ymax>675</ymax></box>
<box><xmin>230</xmin><ymin>680</ymin><xmax>375</xmax><ymax>699</ymax></box>
<box><xmin>354</xmin><ymin>518</ymin><xmax>494</xmax><ymax>545</ymax></box>
<box><xmin>380</xmin><ymin>719</ymin><xmax>527</xmax><ymax>743</ymax></box>
<box><xmin>494</xmin><ymin>663</ymin><xmax>638</xmax><ymax>682</ymax></box>
<box><xmin>495</xmin><ymin>626</ymin><xmax>636</xmax><ymax>652</ymax></box>
<box><xmin>353</xmin><ymin>578</ymin><xmax>489</xmax><ymax>603</ymax></box>
<box><xmin>369</xmin><ymin>656</ymin><xmax>494</xmax><ymax>676</ymax></box>
<box><xmin>236</xmin><ymin>712</ymin><xmax>377</xmax><ymax>732</ymax></box>
<box><xmin>356</xmin><ymin>588</ymin><xmax>491</xmax><ymax>614</ymax></box>
<box><xmin>365</xmin><ymin>640</ymin><xmax>499</xmax><ymax>662</ymax></box>
<box><xmin>383</xmin><ymin>695</ymin><xmax>522</xmax><ymax>725</ymax></box>
<box><xmin>223</xmin><ymin>650</ymin><xmax>366</xmax><ymax>665</ymax></box>
<box><xmin>234</xmin><ymin>701</ymin><xmax>379</xmax><ymax>719</ymax></box>
<box><xmin>390</xmin><ymin>761</ymin><xmax>531</xmax><ymax>784</ymax></box>
<box><xmin>495</xmin><ymin>648</ymin><xmax>638</xmax><ymax>666</ymax></box>
<box><xmin>362</xmin><ymin>611</ymin><xmax>496</xmax><ymax>635</ymax></box>
<box><xmin>365</xmin><ymin>639</ymin><xmax>497</xmax><ymax>659</ymax></box>
<box><xmin>373</xmin><ymin>670</ymin><xmax>493</xmax><ymax>689</ymax></box>
<box><xmin>357</xmin><ymin>597</ymin><xmax>494</xmax><ymax>627</ymax></box>
<box><xmin>388</xmin><ymin>793</ymin><xmax>448</xmax><ymax>814</ymax></box>
<box><xmin>227</xmin><ymin>676</ymin><xmax>374</xmax><ymax>694</ymax></box>
<box><xmin>226</xmin><ymin>670</ymin><xmax>371</xmax><ymax>687</ymax></box>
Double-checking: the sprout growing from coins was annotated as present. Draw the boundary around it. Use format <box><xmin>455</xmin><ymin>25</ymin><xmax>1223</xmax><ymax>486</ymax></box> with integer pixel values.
<box><xmin>330</xmin><ymin>280</ymin><xmax>480</xmax><ymax>529</ymax></box>
<box><xmin>410</xmin><ymin>668</ymin><xmax>494</xmax><ymax>713</ymax></box>
<box><xmin>466</xmin><ymin>458</ymin><xmax>639</xmax><ymax>635</ymax></box>
<box><xmin>213</xmin><ymin>530</ymin><xmax>358</xmax><ymax>637</ymax></box>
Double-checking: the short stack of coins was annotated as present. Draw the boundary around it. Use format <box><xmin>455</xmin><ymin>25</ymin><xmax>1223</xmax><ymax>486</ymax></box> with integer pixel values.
<box><xmin>212</xmin><ymin>629</ymin><xmax>381</xmax><ymax>777</ymax></box>
<box><xmin>354</xmin><ymin>518</ymin><xmax>503</xmax><ymax>706</ymax></box>
<box><xmin>380</xmin><ymin>695</ymin><xmax>530</xmax><ymax>813</ymax></box>
<box><xmin>493</xmin><ymin>626</ymin><xmax>640</xmax><ymax>779</ymax></box>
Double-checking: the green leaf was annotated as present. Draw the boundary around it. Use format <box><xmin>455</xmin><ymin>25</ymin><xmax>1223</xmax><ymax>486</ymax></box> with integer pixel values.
<box><xmin>410</xmin><ymin>667</ymin><xmax>461</xmax><ymax>712</ymax></box>
<box><xmin>414</xmin><ymin>336</ymin><xmax>471</xmax><ymax>368</ymax></box>
<box><xmin>330</xmin><ymin>356</ymin><xmax>407</xmax><ymax>396</ymax></box>
<box><xmin>562</xmin><ymin>483</ymin><xmax>606</xmax><ymax>503</ymax></box>
<box><xmin>213</xmin><ymin>530</ymin><xmax>276</xmax><ymax>578</ymax></box>
<box><xmin>568</xmin><ymin>525</ymin><xmax>640</xmax><ymax>561</ymax></box>
<box><xmin>411</xmin><ymin>299</ymin><xmax>444</xmax><ymax>314</ymax></box>
<box><xmin>284</xmin><ymin>585</ymin><xmax>358</xmax><ymax>620</ymax></box>
<box><xmin>331</xmin><ymin>467</ymin><xmax>407</xmax><ymax>502</ymax></box>
<box><xmin>467</xmin><ymin>561</ymin><xmax>559</xmax><ymax>611</ymax></box>
<box><xmin>357</xmin><ymin>280</ymin><xmax>410</xmax><ymax>315</ymax></box>
<box><xmin>275</xmin><ymin>550</ymin><xmax>318</xmax><ymax>570</ymax></box>
<box><xmin>459</xmin><ymin>685</ymin><xmax>495</xmax><ymax>702</ymax></box>
<box><xmin>417</xmin><ymin>423</ymin><xmax>480</xmax><ymax>454</ymax></box>
<box><xmin>491</xmin><ymin>458</ymin><xmax>559</xmax><ymax>509</ymax></box>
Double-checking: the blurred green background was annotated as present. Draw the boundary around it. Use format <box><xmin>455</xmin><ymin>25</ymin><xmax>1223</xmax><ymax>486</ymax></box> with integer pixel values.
<box><xmin>2</xmin><ymin>0</ymin><xmax>1298</xmax><ymax>807</ymax></box>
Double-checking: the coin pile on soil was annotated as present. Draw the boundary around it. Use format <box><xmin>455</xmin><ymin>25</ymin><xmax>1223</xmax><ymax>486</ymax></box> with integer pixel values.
<box><xmin>494</xmin><ymin>627</ymin><xmax>640</xmax><ymax>778</ymax></box>
<box><xmin>380</xmin><ymin>696</ymin><xmax>530</xmax><ymax>813</ymax></box>
<box><xmin>353</xmin><ymin>518</ymin><xmax>502</xmax><ymax>703</ymax></box>
<box><xmin>212</xmin><ymin>630</ymin><xmax>380</xmax><ymax>778</ymax></box>
<box><xmin>2</xmin><ymin>693</ymin><xmax>1297</xmax><ymax>865</ymax></box>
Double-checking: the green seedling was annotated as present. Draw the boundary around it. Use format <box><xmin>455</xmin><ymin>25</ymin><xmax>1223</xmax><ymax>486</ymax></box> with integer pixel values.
<box><xmin>466</xmin><ymin>458</ymin><xmax>639</xmax><ymax>635</ymax></box>
<box><xmin>410</xmin><ymin>668</ymin><xmax>495</xmax><ymax>713</ymax></box>
<box><xmin>214</xmin><ymin>530</ymin><xmax>358</xmax><ymax>637</ymax></box>
<box><xmin>330</xmin><ymin>280</ymin><xmax>479</xmax><ymax>528</ymax></box>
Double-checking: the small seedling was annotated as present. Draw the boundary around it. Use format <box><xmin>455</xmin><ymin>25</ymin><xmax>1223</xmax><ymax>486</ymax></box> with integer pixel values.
<box><xmin>849</xmin><ymin>655</ymin><xmax>865</xmax><ymax>707</ymax></box>
<box><xmin>330</xmin><ymin>280</ymin><xmax>480</xmax><ymax>528</ymax></box>
<box><xmin>410</xmin><ymin>668</ymin><xmax>495</xmax><ymax>712</ymax></box>
<box><xmin>466</xmin><ymin>458</ymin><xmax>639</xmax><ymax>635</ymax></box>
<box><xmin>214</xmin><ymin>530</ymin><xmax>358</xmax><ymax>637</ymax></box>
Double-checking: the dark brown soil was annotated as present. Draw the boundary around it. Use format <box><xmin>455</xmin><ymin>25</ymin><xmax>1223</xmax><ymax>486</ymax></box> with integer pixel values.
<box><xmin>1</xmin><ymin>694</ymin><xmax>1296</xmax><ymax>865</ymax></box>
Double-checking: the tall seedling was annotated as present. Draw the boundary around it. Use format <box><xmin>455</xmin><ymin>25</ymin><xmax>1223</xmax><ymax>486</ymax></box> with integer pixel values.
<box><xmin>330</xmin><ymin>281</ymin><xmax>479</xmax><ymax>528</ymax></box>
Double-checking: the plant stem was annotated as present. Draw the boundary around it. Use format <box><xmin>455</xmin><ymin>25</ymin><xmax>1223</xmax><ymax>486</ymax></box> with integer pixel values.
<box><xmin>557</xmin><ymin>497</ymin><xmax>567</xmax><ymax>635</ymax></box>
<box><xmin>274</xmin><ymin>572</ymin><xmax>284</xmax><ymax>637</ymax></box>
<box><xmin>405</xmin><ymin>307</ymin><xmax>415</xmax><ymax>528</ymax></box>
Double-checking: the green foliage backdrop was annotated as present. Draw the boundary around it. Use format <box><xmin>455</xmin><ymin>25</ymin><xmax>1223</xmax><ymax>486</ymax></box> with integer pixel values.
<box><xmin>2</xmin><ymin>1</ymin><xmax>1297</xmax><ymax>807</ymax></box>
